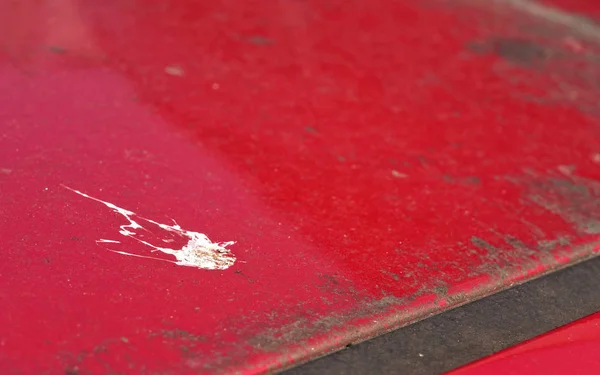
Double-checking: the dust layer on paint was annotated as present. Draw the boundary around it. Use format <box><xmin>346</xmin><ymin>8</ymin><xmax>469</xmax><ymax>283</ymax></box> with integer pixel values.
<box><xmin>63</xmin><ymin>185</ymin><xmax>236</xmax><ymax>270</ymax></box>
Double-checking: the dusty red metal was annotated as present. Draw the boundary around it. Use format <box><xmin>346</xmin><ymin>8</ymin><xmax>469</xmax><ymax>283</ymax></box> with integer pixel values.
<box><xmin>450</xmin><ymin>312</ymin><xmax>600</xmax><ymax>374</ymax></box>
<box><xmin>540</xmin><ymin>0</ymin><xmax>600</xmax><ymax>19</ymax></box>
<box><xmin>1</xmin><ymin>0</ymin><xmax>600</xmax><ymax>374</ymax></box>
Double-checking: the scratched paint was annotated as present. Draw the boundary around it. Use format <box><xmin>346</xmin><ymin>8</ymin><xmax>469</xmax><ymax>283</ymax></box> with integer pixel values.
<box><xmin>64</xmin><ymin>186</ymin><xmax>236</xmax><ymax>270</ymax></box>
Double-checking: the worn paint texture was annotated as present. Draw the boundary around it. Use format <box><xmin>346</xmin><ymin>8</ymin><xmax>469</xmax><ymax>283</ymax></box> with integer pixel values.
<box><xmin>1</xmin><ymin>0</ymin><xmax>600</xmax><ymax>374</ymax></box>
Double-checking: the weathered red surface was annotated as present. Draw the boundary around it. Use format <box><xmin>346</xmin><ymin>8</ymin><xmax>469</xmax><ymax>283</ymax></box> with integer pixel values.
<box><xmin>450</xmin><ymin>312</ymin><xmax>600</xmax><ymax>375</ymax></box>
<box><xmin>540</xmin><ymin>0</ymin><xmax>600</xmax><ymax>19</ymax></box>
<box><xmin>1</xmin><ymin>0</ymin><xmax>600</xmax><ymax>374</ymax></box>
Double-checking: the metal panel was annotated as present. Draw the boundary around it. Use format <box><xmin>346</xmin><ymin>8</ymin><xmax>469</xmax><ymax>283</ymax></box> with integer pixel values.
<box><xmin>287</xmin><ymin>253</ymin><xmax>600</xmax><ymax>374</ymax></box>
<box><xmin>1</xmin><ymin>0</ymin><xmax>600</xmax><ymax>373</ymax></box>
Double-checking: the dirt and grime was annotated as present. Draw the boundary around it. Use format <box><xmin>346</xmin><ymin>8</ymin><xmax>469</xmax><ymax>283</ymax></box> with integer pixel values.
<box><xmin>3</xmin><ymin>0</ymin><xmax>600</xmax><ymax>374</ymax></box>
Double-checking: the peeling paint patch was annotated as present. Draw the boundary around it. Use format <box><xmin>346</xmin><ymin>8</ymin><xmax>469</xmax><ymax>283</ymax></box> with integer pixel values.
<box><xmin>64</xmin><ymin>185</ymin><xmax>236</xmax><ymax>270</ymax></box>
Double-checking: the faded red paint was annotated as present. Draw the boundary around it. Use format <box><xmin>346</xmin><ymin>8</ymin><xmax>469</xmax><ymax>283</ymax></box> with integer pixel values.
<box><xmin>450</xmin><ymin>312</ymin><xmax>600</xmax><ymax>375</ymax></box>
<box><xmin>540</xmin><ymin>0</ymin><xmax>600</xmax><ymax>19</ymax></box>
<box><xmin>1</xmin><ymin>0</ymin><xmax>600</xmax><ymax>374</ymax></box>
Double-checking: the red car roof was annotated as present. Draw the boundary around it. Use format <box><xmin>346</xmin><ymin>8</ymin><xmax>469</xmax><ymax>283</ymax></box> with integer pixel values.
<box><xmin>1</xmin><ymin>0</ymin><xmax>600</xmax><ymax>373</ymax></box>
